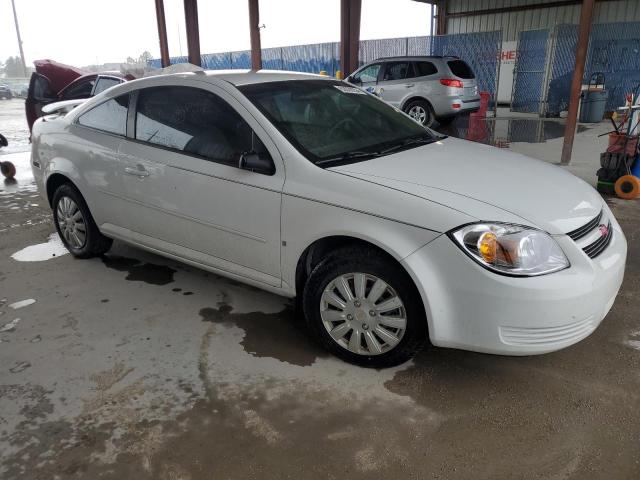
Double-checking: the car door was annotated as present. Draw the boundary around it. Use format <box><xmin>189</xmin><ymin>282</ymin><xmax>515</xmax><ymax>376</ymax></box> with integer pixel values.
<box><xmin>377</xmin><ymin>61</ymin><xmax>415</xmax><ymax>107</ymax></box>
<box><xmin>114</xmin><ymin>82</ymin><xmax>285</xmax><ymax>287</ymax></box>
<box><xmin>25</xmin><ymin>73</ymin><xmax>57</xmax><ymax>131</ymax></box>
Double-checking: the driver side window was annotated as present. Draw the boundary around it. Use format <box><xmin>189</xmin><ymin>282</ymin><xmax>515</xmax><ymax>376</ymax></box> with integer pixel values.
<box><xmin>135</xmin><ymin>86</ymin><xmax>272</xmax><ymax>170</ymax></box>
<box><xmin>352</xmin><ymin>64</ymin><xmax>381</xmax><ymax>85</ymax></box>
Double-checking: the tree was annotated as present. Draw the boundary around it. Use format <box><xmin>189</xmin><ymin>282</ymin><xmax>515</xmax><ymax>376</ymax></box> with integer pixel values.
<box><xmin>2</xmin><ymin>56</ymin><xmax>24</xmax><ymax>77</ymax></box>
<box><xmin>138</xmin><ymin>51</ymin><xmax>153</xmax><ymax>64</ymax></box>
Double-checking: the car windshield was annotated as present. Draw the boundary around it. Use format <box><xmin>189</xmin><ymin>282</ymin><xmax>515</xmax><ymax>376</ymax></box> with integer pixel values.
<box><xmin>239</xmin><ymin>79</ymin><xmax>441</xmax><ymax>166</ymax></box>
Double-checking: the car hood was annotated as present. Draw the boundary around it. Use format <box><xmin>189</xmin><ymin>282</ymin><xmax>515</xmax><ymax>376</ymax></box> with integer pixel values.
<box><xmin>34</xmin><ymin>59</ymin><xmax>85</xmax><ymax>93</ymax></box>
<box><xmin>329</xmin><ymin>137</ymin><xmax>602</xmax><ymax>234</ymax></box>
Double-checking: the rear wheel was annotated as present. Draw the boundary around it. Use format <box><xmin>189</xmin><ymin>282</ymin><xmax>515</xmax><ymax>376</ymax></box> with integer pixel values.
<box><xmin>403</xmin><ymin>99</ymin><xmax>434</xmax><ymax>127</ymax></box>
<box><xmin>303</xmin><ymin>247</ymin><xmax>428</xmax><ymax>367</ymax></box>
<box><xmin>52</xmin><ymin>184</ymin><xmax>112</xmax><ymax>258</ymax></box>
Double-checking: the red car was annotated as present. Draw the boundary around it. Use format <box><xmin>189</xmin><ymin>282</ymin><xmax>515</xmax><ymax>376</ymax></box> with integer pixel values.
<box><xmin>26</xmin><ymin>59</ymin><xmax>134</xmax><ymax>132</ymax></box>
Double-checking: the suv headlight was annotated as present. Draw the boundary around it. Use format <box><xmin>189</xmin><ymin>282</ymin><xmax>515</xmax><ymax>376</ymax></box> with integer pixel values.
<box><xmin>449</xmin><ymin>223</ymin><xmax>569</xmax><ymax>276</ymax></box>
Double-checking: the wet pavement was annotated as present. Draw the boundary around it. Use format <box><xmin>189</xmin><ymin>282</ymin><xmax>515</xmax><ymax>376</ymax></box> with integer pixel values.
<box><xmin>434</xmin><ymin>113</ymin><xmax>593</xmax><ymax>149</ymax></box>
<box><xmin>1</xmin><ymin>100</ymin><xmax>640</xmax><ymax>479</ymax></box>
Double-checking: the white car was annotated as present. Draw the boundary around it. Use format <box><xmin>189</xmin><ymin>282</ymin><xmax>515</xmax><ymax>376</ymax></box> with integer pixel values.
<box><xmin>31</xmin><ymin>71</ymin><xmax>626</xmax><ymax>367</ymax></box>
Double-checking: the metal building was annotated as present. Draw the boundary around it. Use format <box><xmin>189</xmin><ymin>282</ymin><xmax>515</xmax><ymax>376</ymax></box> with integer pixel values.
<box><xmin>443</xmin><ymin>0</ymin><xmax>640</xmax><ymax>40</ymax></box>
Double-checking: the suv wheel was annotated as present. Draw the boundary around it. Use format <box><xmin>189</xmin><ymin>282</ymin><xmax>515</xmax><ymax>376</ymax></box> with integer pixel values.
<box><xmin>52</xmin><ymin>184</ymin><xmax>113</xmax><ymax>258</ymax></box>
<box><xmin>302</xmin><ymin>247</ymin><xmax>427</xmax><ymax>367</ymax></box>
<box><xmin>404</xmin><ymin>99</ymin><xmax>434</xmax><ymax>127</ymax></box>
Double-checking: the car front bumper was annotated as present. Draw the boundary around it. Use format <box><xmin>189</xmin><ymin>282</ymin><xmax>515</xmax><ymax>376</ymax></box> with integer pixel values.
<box><xmin>402</xmin><ymin>218</ymin><xmax>627</xmax><ymax>355</ymax></box>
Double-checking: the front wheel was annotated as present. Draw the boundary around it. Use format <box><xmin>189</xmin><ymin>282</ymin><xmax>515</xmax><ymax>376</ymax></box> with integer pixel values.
<box><xmin>52</xmin><ymin>184</ymin><xmax>112</xmax><ymax>258</ymax></box>
<box><xmin>302</xmin><ymin>247</ymin><xmax>428</xmax><ymax>367</ymax></box>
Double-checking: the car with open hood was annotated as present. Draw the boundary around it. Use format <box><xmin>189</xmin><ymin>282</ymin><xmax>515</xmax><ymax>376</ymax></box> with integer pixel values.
<box><xmin>30</xmin><ymin>70</ymin><xmax>626</xmax><ymax>367</ymax></box>
<box><xmin>25</xmin><ymin>59</ymin><xmax>134</xmax><ymax>132</ymax></box>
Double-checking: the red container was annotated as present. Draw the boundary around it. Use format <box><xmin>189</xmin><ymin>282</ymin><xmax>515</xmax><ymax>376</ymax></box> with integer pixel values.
<box><xmin>607</xmin><ymin>133</ymin><xmax>638</xmax><ymax>156</ymax></box>
<box><xmin>477</xmin><ymin>91</ymin><xmax>490</xmax><ymax>117</ymax></box>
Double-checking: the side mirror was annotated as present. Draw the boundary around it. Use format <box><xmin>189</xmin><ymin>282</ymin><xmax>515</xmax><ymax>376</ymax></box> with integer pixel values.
<box><xmin>348</xmin><ymin>76</ymin><xmax>360</xmax><ymax>85</ymax></box>
<box><xmin>239</xmin><ymin>152</ymin><xmax>275</xmax><ymax>175</ymax></box>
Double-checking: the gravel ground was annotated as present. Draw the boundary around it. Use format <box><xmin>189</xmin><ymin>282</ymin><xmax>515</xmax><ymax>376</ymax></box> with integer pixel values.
<box><xmin>1</xmin><ymin>99</ymin><xmax>639</xmax><ymax>479</ymax></box>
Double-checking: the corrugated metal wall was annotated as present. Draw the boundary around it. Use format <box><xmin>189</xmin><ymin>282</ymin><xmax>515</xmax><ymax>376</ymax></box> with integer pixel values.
<box><xmin>446</xmin><ymin>0</ymin><xmax>640</xmax><ymax>41</ymax></box>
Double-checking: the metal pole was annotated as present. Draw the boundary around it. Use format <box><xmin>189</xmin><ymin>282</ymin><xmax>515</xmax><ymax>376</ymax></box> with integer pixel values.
<box><xmin>248</xmin><ymin>0</ymin><xmax>262</xmax><ymax>70</ymax></box>
<box><xmin>430</xmin><ymin>3</ymin><xmax>435</xmax><ymax>36</ymax></box>
<box><xmin>560</xmin><ymin>0</ymin><xmax>594</xmax><ymax>164</ymax></box>
<box><xmin>10</xmin><ymin>0</ymin><xmax>27</xmax><ymax>77</ymax></box>
<box><xmin>154</xmin><ymin>0</ymin><xmax>170</xmax><ymax>67</ymax></box>
<box><xmin>183</xmin><ymin>0</ymin><xmax>201</xmax><ymax>66</ymax></box>
<box><xmin>436</xmin><ymin>0</ymin><xmax>447</xmax><ymax>35</ymax></box>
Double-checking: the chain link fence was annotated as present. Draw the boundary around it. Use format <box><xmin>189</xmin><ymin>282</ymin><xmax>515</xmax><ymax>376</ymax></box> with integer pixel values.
<box><xmin>149</xmin><ymin>31</ymin><xmax>502</xmax><ymax>106</ymax></box>
<box><xmin>513</xmin><ymin>21</ymin><xmax>640</xmax><ymax>116</ymax></box>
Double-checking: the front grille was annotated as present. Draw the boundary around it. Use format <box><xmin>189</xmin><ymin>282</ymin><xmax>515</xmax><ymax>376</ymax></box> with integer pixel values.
<box><xmin>583</xmin><ymin>222</ymin><xmax>613</xmax><ymax>258</ymax></box>
<box><xmin>566</xmin><ymin>209</ymin><xmax>613</xmax><ymax>259</ymax></box>
<box><xmin>567</xmin><ymin>210</ymin><xmax>603</xmax><ymax>241</ymax></box>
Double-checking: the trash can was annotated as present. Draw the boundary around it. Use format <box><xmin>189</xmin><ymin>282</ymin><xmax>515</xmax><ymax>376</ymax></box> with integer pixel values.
<box><xmin>579</xmin><ymin>73</ymin><xmax>608</xmax><ymax>123</ymax></box>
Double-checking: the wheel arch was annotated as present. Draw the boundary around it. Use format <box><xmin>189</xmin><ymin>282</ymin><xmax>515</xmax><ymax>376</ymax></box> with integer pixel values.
<box><xmin>400</xmin><ymin>95</ymin><xmax>433</xmax><ymax>112</ymax></box>
<box><xmin>46</xmin><ymin>173</ymin><xmax>76</xmax><ymax>207</ymax></box>
<box><xmin>294</xmin><ymin>235</ymin><xmax>422</xmax><ymax>306</ymax></box>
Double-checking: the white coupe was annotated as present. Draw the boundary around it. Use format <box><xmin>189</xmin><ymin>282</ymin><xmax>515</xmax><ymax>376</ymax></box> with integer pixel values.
<box><xmin>31</xmin><ymin>70</ymin><xmax>626</xmax><ymax>367</ymax></box>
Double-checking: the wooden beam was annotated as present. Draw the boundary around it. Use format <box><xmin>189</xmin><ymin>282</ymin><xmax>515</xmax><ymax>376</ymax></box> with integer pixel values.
<box><xmin>561</xmin><ymin>0</ymin><xmax>595</xmax><ymax>164</ymax></box>
<box><xmin>248</xmin><ymin>0</ymin><xmax>262</xmax><ymax>70</ymax></box>
<box><xmin>340</xmin><ymin>0</ymin><xmax>362</xmax><ymax>76</ymax></box>
<box><xmin>154</xmin><ymin>0</ymin><xmax>170</xmax><ymax>67</ymax></box>
<box><xmin>183</xmin><ymin>0</ymin><xmax>201</xmax><ymax>66</ymax></box>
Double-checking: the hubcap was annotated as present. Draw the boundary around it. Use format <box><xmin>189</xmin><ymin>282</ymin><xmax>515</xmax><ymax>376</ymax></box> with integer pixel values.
<box><xmin>408</xmin><ymin>105</ymin><xmax>428</xmax><ymax>125</ymax></box>
<box><xmin>56</xmin><ymin>196</ymin><xmax>86</xmax><ymax>249</ymax></box>
<box><xmin>320</xmin><ymin>273</ymin><xmax>407</xmax><ymax>356</ymax></box>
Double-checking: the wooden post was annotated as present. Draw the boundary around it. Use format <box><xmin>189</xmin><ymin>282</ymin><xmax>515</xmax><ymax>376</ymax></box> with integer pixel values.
<box><xmin>154</xmin><ymin>0</ymin><xmax>170</xmax><ymax>67</ymax></box>
<box><xmin>248</xmin><ymin>0</ymin><xmax>262</xmax><ymax>70</ymax></box>
<box><xmin>184</xmin><ymin>0</ymin><xmax>201</xmax><ymax>66</ymax></box>
<box><xmin>560</xmin><ymin>0</ymin><xmax>595</xmax><ymax>164</ymax></box>
<box><xmin>340</xmin><ymin>0</ymin><xmax>362</xmax><ymax>76</ymax></box>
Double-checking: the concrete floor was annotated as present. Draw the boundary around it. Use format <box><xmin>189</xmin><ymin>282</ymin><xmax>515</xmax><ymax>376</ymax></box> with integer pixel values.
<box><xmin>1</xmin><ymin>98</ymin><xmax>640</xmax><ymax>479</ymax></box>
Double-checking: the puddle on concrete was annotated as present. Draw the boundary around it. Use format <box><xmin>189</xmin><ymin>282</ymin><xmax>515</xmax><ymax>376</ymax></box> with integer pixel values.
<box><xmin>11</xmin><ymin>233</ymin><xmax>68</xmax><ymax>262</ymax></box>
<box><xmin>199</xmin><ymin>303</ymin><xmax>326</xmax><ymax>367</ymax></box>
<box><xmin>9</xmin><ymin>299</ymin><xmax>35</xmax><ymax>310</ymax></box>
<box><xmin>435</xmin><ymin>116</ymin><xmax>592</xmax><ymax>148</ymax></box>
<box><xmin>101</xmin><ymin>255</ymin><xmax>176</xmax><ymax>286</ymax></box>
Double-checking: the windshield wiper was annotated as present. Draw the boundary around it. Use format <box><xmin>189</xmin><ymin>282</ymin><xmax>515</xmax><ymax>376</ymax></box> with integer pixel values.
<box><xmin>378</xmin><ymin>135</ymin><xmax>436</xmax><ymax>155</ymax></box>
<box><xmin>315</xmin><ymin>151</ymin><xmax>383</xmax><ymax>166</ymax></box>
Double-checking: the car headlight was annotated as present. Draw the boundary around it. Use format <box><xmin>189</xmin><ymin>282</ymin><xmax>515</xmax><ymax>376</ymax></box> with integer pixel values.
<box><xmin>449</xmin><ymin>223</ymin><xmax>569</xmax><ymax>276</ymax></box>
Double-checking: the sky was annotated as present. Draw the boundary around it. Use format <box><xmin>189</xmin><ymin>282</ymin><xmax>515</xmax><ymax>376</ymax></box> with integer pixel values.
<box><xmin>0</xmin><ymin>0</ymin><xmax>433</xmax><ymax>69</ymax></box>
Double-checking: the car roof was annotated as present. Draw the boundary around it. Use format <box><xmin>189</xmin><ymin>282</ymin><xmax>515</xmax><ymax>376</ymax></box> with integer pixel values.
<box><xmin>372</xmin><ymin>55</ymin><xmax>460</xmax><ymax>62</ymax></box>
<box><xmin>137</xmin><ymin>69</ymin><xmax>333</xmax><ymax>87</ymax></box>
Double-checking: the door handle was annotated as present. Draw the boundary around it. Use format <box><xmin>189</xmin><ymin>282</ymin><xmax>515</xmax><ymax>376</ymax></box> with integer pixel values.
<box><xmin>405</xmin><ymin>84</ymin><xmax>415</xmax><ymax>88</ymax></box>
<box><xmin>124</xmin><ymin>166</ymin><xmax>149</xmax><ymax>178</ymax></box>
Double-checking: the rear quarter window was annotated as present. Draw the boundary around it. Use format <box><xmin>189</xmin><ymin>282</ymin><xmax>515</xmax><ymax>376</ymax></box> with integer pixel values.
<box><xmin>447</xmin><ymin>60</ymin><xmax>475</xmax><ymax>79</ymax></box>
<box><xmin>77</xmin><ymin>94</ymin><xmax>129</xmax><ymax>136</ymax></box>
<box><xmin>414</xmin><ymin>61</ymin><xmax>438</xmax><ymax>77</ymax></box>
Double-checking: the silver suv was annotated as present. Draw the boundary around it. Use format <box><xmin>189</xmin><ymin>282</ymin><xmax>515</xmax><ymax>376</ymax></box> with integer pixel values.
<box><xmin>346</xmin><ymin>56</ymin><xmax>480</xmax><ymax>126</ymax></box>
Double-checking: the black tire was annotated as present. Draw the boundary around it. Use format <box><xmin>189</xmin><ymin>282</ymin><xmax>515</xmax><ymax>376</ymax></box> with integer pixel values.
<box><xmin>403</xmin><ymin>99</ymin><xmax>434</xmax><ymax>127</ymax></box>
<box><xmin>302</xmin><ymin>247</ymin><xmax>428</xmax><ymax>368</ymax></box>
<box><xmin>436</xmin><ymin>115</ymin><xmax>456</xmax><ymax>126</ymax></box>
<box><xmin>52</xmin><ymin>183</ymin><xmax>112</xmax><ymax>258</ymax></box>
